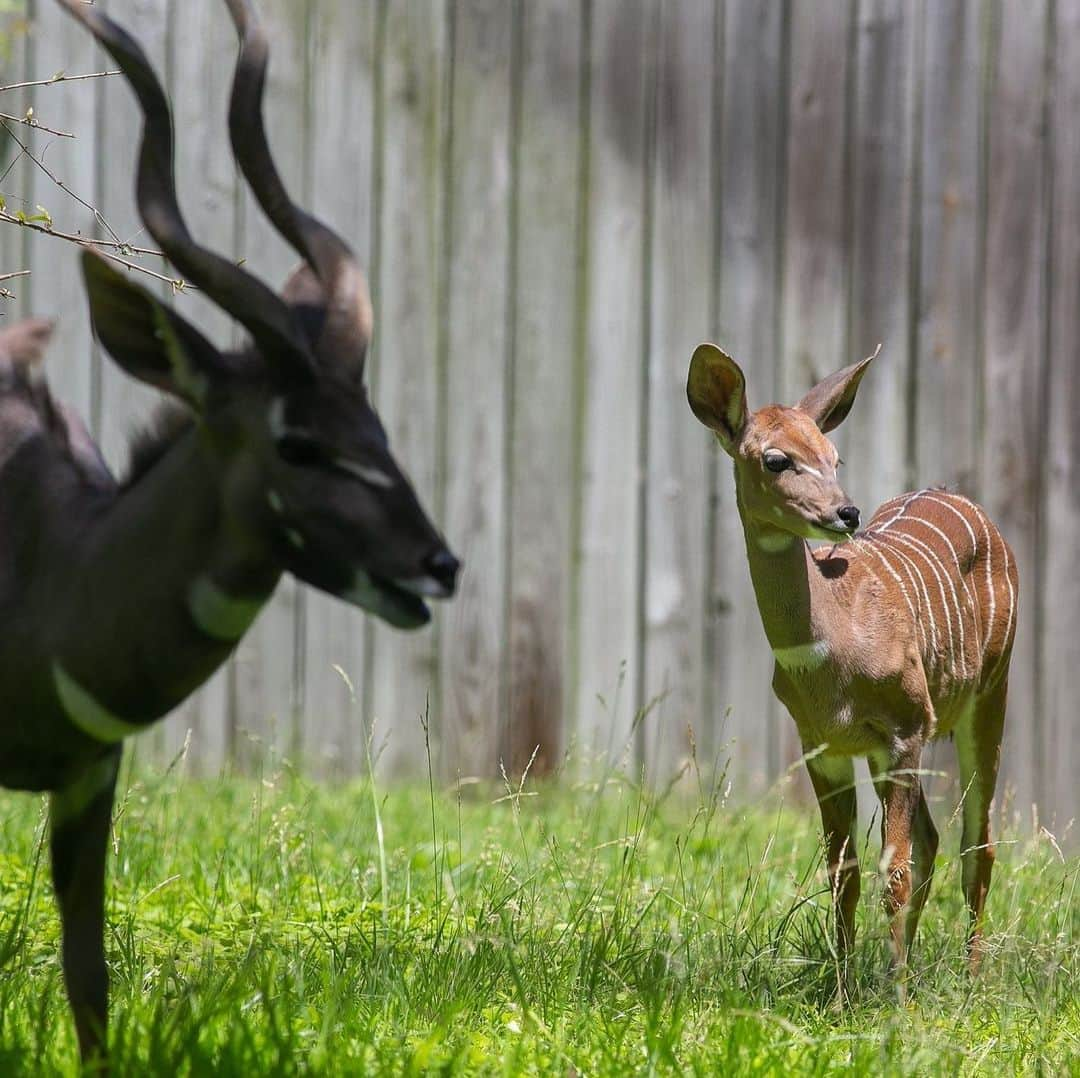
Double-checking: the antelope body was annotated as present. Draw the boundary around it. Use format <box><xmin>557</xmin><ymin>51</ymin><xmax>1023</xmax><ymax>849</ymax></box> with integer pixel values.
<box><xmin>0</xmin><ymin>0</ymin><xmax>457</xmax><ymax>1063</ymax></box>
<box><xmin>687</xmin><ymin>343</ymin><xmax>1016</xmax><ymax>973</ymax></box>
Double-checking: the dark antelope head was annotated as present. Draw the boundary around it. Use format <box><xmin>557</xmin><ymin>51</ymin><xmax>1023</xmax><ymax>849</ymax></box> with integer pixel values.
<box><xmin>687</xmin><ymin>343</ymin><xmax>879</xmax><ymax>543</ymax></box>
<box><xmin>61</xmin><ymin>0</ymin><xmax>458</xmax><ymax>628</ymax></box>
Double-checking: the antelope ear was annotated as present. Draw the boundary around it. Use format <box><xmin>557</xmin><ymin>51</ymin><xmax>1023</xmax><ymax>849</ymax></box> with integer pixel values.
<box><xmin>81</xmin><ymin>251</ymin><xmax>228</xmax><ymax>409</ymax></box>
<box><xmin>797</xmin><ymin>345</ymin><xmax>880</xmax><ymax>433</ymax></box>
<box><xmin>687</xmin><ymin>343</ymin><xmax>748</xmax><ymax>453</ymax></box>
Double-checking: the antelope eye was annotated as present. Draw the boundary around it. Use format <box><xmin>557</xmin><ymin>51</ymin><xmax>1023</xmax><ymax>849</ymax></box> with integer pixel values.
<box><xmin>276</xmin><ymin>433</ymin><xmax>326</xmax><ymax>468</ymax></box>
<box><xmin>763</xmin><ymin>451</ymin><xmax>791</xmax><ymax>473</ymax></box>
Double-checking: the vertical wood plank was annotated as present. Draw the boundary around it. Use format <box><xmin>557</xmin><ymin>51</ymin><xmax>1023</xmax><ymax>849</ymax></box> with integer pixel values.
<box><xmin>0</xmin><ymin>5</ymin><xmax>34</xmax><ymax>317</ymax></box>
<box><xmin>366</xmin><ymin>0</ymin><xmax>449</xmax><ymax>779</ymax></box>
<box><xmin>300</xmin><ymin>0</ymin><xmax>377</xmax><ymax>777</ymax></box>
<box><xmin>846</xmin><ymin>1</ymin><xmax>916</xmax><ymax>521</ymax></box>
<box><xmin>778</xmin><ymin>0</ymin><xmax>852</xmax><ymax>791</ymax></box>
<box><xmin>438</xmin><ymin>0</ymin><xmax>512</xmax><ymax>781</ymax></box>
<box><xmin>574</xmin><ymin>0</ymin><xmax>648</xmax><ymax>770</ymax></box>
<box><xmin>230</xmin><ymin>0</ymin><xmax>311</xmax><ymax>770</ymax></box>
<box><xmin>915</xmin><ymin>1</ymin><xmax>980</xmax><ymax>494</ymax></box>
<box><xmin>981</xmin><ymin>0</ymin><xmax>1049</xmax><ymax>820</ymax></box>
<box><xmin>503</xmin><ymin>0</ymin><xmax>581</xmax><ymax>777</ymax></box>
<box><xmin>1041</xmin><ymin>2</ymin><xmax>1077</xmax><ymax>830</ymax></box>
<box><xmin>162</xmin><ymin>0</ymin><xmax>244</xmax><ymax>774</ymax></box>
<box><xmin>708</xmin><ymin>0</ymin><xmax>787</xmax><ymax>795</ymax></box>
<box><xmin>22</xmin><ymin>1</ymin><xmax>98</xmax><ymax>420</ymax></box>
<box><xmin>640</xmin><ymin>0</ymin><xmax>714</xmax><ymax>783</ymax></box>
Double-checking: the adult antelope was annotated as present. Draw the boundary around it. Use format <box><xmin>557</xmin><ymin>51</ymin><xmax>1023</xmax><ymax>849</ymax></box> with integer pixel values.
<box><xmin>0</xmin><ymin>0</ymin><xmax>458</xmax><ymax>1063</ymax></box>
<box><xmin>686</xmin><ymin>343</ymin><xmax>1016</xmax><ymax>976</ymax></box>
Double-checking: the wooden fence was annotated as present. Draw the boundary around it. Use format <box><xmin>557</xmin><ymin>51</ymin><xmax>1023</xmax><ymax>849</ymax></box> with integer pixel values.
<box><xmin>0</xmin><ymin>1</ymin><xmax>1076</xmax><ymax>829</ymax></box>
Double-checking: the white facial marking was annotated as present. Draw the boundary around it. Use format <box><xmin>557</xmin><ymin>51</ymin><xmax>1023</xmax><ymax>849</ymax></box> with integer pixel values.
<box><xmin>772</xmin><ymin>640</ymin><xmax>830</xmax><ymax>672</ymax></box>
<box><xmin>187</xmin><ymin>575</ymin><xmax>265</xmax><ymax>642</ymax></box>
<box><xmin>267</xmin><ymin>490</ymin><xmax>285</xmax><ymax>515</ymax></box>
<box><xmin>268</xmin><ymin>397</ymin><xmax>287</xmax><ymax>438</ymax></box>
<box><xmin>334</xmin><ymin>458</ymin><xmax>395</xmax><ymax>489</ymax></box>
<box><xmin>756</xmin><ymin>530</ymin><xmax>794</xmax><ymax>552</ymax></box>
<box><xmin>52</xmin><ymin>662</ymin><xmax>143</xmax><ymax>744</ymax></box>
<box><xmin>50</xmin><ymin>753</ymin><xmax>120</xmax><ymax>827</ymax></box>
<box><xmin>800</xmin><ymin>462</ymin><xmax>824</xmax><ymax>479</ymax></box>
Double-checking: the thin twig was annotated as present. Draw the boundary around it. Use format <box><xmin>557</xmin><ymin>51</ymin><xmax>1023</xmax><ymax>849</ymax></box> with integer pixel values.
<box><xmin>0</xmin><ymin>210</ymin><xmax>162</xmax><ymax>258</ymax></box>
<box><xmin>0</xmin><ymin>212</ymin><xmax>191</xmax><ymax>291</ymax></box>
<box><xmin>0</xmin><ymin>270</ymin><xmax>30</xmax><ymax>283</ymax></box>
<box><xmin>1</xmin><ymin>120</ymin><xmax>121</xmax><ymax>243</ymax></box>
<box><xmin>0</xmin><ymin>111</ymin><xmax>74</xmax><ymax>139</ymax></box>
<box><xmin>0</xmin><ymin>70</ymin><xmax>120</xmax><ymax>94</ymax></box>
<box><xmin>93</xmin><ymin>247</ymin><xmax>192</xmax><ymax>293</ymax></box>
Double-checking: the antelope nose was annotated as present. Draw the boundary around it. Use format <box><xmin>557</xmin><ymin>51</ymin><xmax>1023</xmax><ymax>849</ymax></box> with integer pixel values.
<box><xmin>837</xmin><ymin>504</ymin><xmax>860</xmax><ymax>531</ymax></box>
<box><xmin>425</xmin><ymin>549</ymin><xmax>461</xmax><ymax>594</ymax></box>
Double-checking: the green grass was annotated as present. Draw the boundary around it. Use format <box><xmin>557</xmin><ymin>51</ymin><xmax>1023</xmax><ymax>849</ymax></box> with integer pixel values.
<box><xmin>0</xmin><ymin>750</ymin><xmax>1076</xmax><ymax>1076</ymax></box>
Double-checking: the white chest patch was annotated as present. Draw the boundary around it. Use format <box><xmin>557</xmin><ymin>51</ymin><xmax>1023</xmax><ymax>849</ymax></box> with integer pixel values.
<box><xmin>187</xmin><ymin>575</ymin><xmax>265</xmax><ymax>642</ymax></box>
<box><xmin>772</xmin><ymin>639</ymin><xmax>831</xmax><ymax>673</ymax></box>
<box><xmin>52</xmin><ymin>662</ymin><xmax>143</xmax><ymax>744</ymax></box>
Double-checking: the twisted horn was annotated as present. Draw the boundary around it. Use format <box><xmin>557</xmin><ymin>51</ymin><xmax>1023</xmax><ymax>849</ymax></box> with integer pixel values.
<box><xmin>225</xmin><ymin>0</ymin><xmax>373</xmax><ymax>371</ymax></box>
<box><xmin>57</xmin><ymin>0</ymin><xmax>317</xmax><ymax>379</ymax></box>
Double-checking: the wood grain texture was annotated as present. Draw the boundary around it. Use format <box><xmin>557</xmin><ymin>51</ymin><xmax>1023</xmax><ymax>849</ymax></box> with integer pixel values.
<box><xmin>503</xmin><ymin>0</ymin><xmax>582</xmax><ymax>778</ymax></box>
<box><xmin>981</xmin><ymin>0</ymin><xmax>1049</xmax><ymax>820</ymax></box>
<box><xmin>1042</xmin><ymin>2</ymin><xmax>1079</xmax><ymax>832</ymax></box>
<box><xmin>364</xmin><ymin>0</ymin><xmax>449</xmax><ymax>779</ymax></box>
<box><xmin>710</xmin><ymin>0</ymin><xmax>788</xmax><ymax>793</ymax></box>
<box><xmin>438</xmin><ymin>0</ymin><xmax>512</xmax><ymax>781</ymax></box>
<box><xmin>640</xmin><ymin>0</ymin><xmax>714</xmax><ymax>784</ymax></box>
<box><xmin>300</xmin><ymin>0</ymin><xmax>377</xmax><ymax>777</ymax></box>
<box><xmin>574</xmin><ymin>0</ymin><xmax>649</xmax><ymax>770</ymax></box>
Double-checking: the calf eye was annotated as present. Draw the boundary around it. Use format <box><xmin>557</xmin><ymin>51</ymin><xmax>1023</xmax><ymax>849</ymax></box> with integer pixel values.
<box><xmin>763</xmin><ymin>452</ymin><xmax>791</xmax><ymax>473</ymax></box>
<box><xmin>276</xmin><ymin>433</ymin><xmax>326</xmax><ymax>468</ymax></box>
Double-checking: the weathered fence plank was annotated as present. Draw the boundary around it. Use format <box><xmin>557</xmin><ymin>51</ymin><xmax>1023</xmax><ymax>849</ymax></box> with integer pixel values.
<box><xmin>575</xmin><ymin>0</ymin><xmax>649</xmax><ymax>769</ymax></box>
<box><xmin>981</xmin><ymin>0</ymin><xmax>1049</xmax><ymax>821</ymax></box>
<box><xmin>503</xmin><ymin>0</ymin><xmax>582</xmax><ymax>777</ymax></box>
<box><xmin>439</xmin><ymin>0</ymin><xmax>512</xmax><ymax>780</ymax></box>
<box><xmin>300</xmin><ymin>0</ymin><xmax>377</xmax><ymax>776</ymax></box>
<box><xmin>709</xmin><ymin>0</ymin><xmax>788</xmax><ymax>793</ymax></box>
<box><xmin>365</xmin><ymin>1</ymin><xmax>449</xmax><ymax>778</ymax></box>
<box><xmin>1043</xmin><ymin>3</ymin><xmax>1079</xmax><ymax>833</ymax></box>
<box><xmin>640</xmin><ymin>0</ymin><xmax>714</xmax><ymax>784</ymax></box>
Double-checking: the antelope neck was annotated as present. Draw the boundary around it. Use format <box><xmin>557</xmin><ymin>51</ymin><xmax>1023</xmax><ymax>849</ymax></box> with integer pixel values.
<box><xmin>734</xmin><ymin>476</ymin><xmax>831</xmax><ymax>655</ymax></box>
<box><xmin>55</xmin><ymin>425</ymin><xmax>280</xmax><ymax>729</ymax></box>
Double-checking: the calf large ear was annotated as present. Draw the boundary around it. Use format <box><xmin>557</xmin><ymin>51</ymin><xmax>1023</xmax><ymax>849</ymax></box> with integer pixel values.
<box><xmin>81</xmin><ymin>251</ymin><xmax>229</xmax><ymax>409</ymax></box>
<box><xmin>687</xmin><ymin>343</ymin><xmax>748</xmax><ymax>454</ymax></box>
<box><xmin>797</xmin><ymin>345</ymin><xmax>880</xmax><ymax>433</ymax></box>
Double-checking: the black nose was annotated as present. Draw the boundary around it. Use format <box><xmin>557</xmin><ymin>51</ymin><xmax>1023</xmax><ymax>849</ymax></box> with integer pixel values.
<box><xmin>837</xmin><ymin>504</ymin><xmax>860</xmax><ymax>530</ymax></box>
<box><xmin>425</xmin><ymin>548</ymin><xmax>461</xmax><ymax>592</ymax></box>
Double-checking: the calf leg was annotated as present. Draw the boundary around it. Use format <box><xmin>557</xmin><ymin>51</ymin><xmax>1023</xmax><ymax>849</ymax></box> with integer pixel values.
<box><xmin>869</xmin><ymin>739</ymin><xmax>932</xmax><ymax>975</ymax></box>
<box><xmin>805</xmin><ymin>752</ymin><xmax>860</xmax><ymax>962</ymax></box>
<box><xmin>49</xmin><ymin>750</ymin><xmax>121</xmax><ymax>1068</ymax></box>
<box><xmin>955</xmin><ymin>680</ymin><xmax>1006</xmax><ymax>972</ymax></box>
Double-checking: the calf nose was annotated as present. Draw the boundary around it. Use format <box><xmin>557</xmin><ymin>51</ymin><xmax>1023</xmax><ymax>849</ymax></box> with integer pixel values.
<box><xmin>837</xmin><ymin>504</ymin><xmax>860</xmax><ymax>531</ymax></box>
<box><xmin>425</xmin><ymin>548</ymin><xmax>461</xmax><ymax>593</ymax></box>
